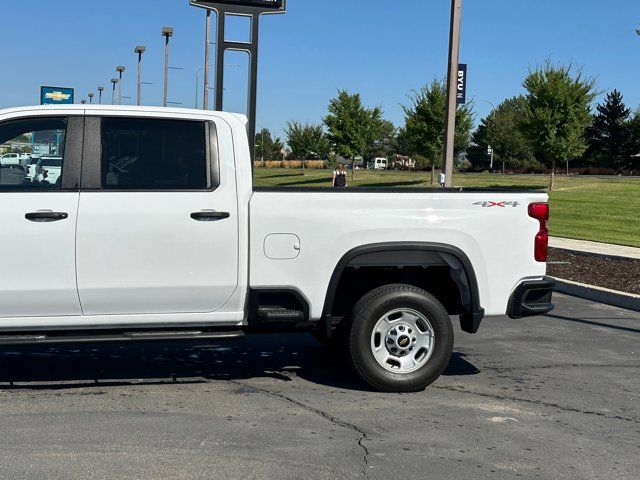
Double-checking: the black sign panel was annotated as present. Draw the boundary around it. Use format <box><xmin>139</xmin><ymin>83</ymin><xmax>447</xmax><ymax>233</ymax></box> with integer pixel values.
<box><xmin>191</xmin><ymin>0</ymin><xmax>284</xmax><ymax>10</ymax></box>
<box><xmin>457</xmin><ymin>64</ymin><xmax>467</xmax><ymax>105</ymax></box>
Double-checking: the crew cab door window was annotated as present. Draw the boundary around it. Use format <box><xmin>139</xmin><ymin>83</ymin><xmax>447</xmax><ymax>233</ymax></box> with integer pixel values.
<box><xmin>0</xmin><ymin>118</ymin><xmax>67</xmax><ymax>190</ymax></box>
<box><xmin>100</xmin><ymin>117</ymin><xmax>207</xmax><ymax>190</ymax></box>
<box><xmin>76</xmin><ymin>116</ymin><xmax>239</xmax><ymax>316</ymax></box>
<box><xmin>0</xmin><ymin>116</ymin><xmax>81</xmax><ymax>318</ymax></box>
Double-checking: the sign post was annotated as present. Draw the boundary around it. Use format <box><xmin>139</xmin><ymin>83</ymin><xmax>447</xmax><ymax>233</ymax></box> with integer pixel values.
<box><xmin>190</xmin><ymin>0</ymin><xmax>286</xmax><ymax>161</ymax></box>
<box><xmin>443</xmin><ymin>0</ymin><xmax>463</xmax><ymax>188</ymax></box>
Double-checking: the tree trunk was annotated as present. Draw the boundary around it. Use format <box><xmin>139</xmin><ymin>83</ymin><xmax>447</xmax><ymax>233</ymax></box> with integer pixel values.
<box><xmin>549</xmin><ymin>169</ymin><xmax>555</xmax><ymax>191</ymax></box>
<box><xmin>351</xmin><ymin>158</ymin><xmax>356</xmax><ymax>182</ymax></box>
<box><xmin>430</xmin><ymin>164</ymin><xmax>435</xmax><ymax>186</ymax></box>
<box><xmin>302</xmin><ymin>158</ymin><xmax>306</xmax><ymax>176</ymax></box>
<box><xmin>566</xmin><ymin>159</ymin><xmax>569</xmax><ymax>175</ymax></box>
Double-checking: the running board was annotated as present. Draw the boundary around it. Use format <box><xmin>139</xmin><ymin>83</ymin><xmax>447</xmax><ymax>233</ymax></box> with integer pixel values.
<box><xmin>0</xmin><ymin>329</ymin><xmax>245</xmax><ymax>346</ymax></box>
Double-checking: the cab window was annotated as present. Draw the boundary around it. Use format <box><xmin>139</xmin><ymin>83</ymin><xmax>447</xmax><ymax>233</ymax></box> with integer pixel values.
<box><xmin>0</xmin><ymin>117</ymin><xmax>67</xmax><ymax>190</ymax></box>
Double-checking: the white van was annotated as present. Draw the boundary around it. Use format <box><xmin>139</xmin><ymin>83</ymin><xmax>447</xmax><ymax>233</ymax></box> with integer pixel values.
<box><xmin>369</xmin><ymin>157</ymin><xmax>388</xmax><ymax>170</ymax></box>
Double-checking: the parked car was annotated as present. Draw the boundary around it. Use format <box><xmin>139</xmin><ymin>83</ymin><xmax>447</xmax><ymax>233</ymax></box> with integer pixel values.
<box><xmin>0</xmin><ymin>105</ymin><xmax>555</xmax><ymax>392</ymax></box>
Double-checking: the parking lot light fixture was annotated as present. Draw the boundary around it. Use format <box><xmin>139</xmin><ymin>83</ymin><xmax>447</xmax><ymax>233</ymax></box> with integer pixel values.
<box><xmin>162</xmin><ymin>27</ymin><xmax>174</xmax><ymax>107</ymax></box>
<box><xmin>110</xmin><ymin>78</ymin><xmax>119</xmax><ymax>105</ymax></box>
<box><xmin>134</xmin><ymin>46</ymin><xmax>146</xmax><ymax>106</ymax></box>
<box><xmin>88</xmin><ymin>93</ymin><xmax>94</xmax><ymax>103</ymax></box>
<box><xmin>116</xmin><ymin>66</ymin><xmax>126</xmax><ymax>105</ymax></box>
<box><xmin>97</xmin><ymin>86</ymin><xmax>104</xmax><ymax>104</ymax></box>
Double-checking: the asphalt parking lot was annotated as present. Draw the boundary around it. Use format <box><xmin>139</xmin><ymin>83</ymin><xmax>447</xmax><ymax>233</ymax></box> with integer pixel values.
<box><xmin>0</xmin><ymin>294</ymin><xmax>638</xmax><ymax>480</ymax></box>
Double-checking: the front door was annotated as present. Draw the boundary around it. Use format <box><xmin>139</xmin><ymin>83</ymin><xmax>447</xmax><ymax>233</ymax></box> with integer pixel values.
<box><xmin>76</xmin><ymin>116</ymin><xmax>239</xmax><ymax>316</ymax></box>
<box><xmin>0</xmin><ymin>115</ymin><xmax>83</xmax><ymax>318</ymax></box>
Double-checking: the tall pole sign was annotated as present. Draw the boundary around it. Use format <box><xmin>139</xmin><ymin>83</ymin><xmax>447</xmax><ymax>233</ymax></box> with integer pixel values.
<box><xmin>190</xmin><ymin>0</ymin><xmax>286</xmax><ymax>161</ymax></box>
<box><xmin>443</xmin><ymin>0</ymin><xmax>463</xmax><ymax>188</ymax></box>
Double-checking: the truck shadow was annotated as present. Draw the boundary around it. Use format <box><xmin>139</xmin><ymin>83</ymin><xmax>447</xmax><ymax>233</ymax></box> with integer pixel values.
<box><xmin>0</xmin><ymin>333</ymin><xmax>479</xmax><ymax>392</ymax></box>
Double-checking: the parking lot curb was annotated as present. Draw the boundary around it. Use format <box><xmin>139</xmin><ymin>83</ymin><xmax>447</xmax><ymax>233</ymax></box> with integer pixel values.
<box><xmin>554</xmin><ymin>278</ymin><xmax>640</xmax><ymax>312</ymax></box>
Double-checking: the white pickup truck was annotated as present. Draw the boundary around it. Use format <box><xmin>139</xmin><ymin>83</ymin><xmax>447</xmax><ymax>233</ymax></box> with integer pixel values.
<box><xmin>0</xmin><ymin>105</ymin><xmax>555</xmax><ymax>392</ymax></box>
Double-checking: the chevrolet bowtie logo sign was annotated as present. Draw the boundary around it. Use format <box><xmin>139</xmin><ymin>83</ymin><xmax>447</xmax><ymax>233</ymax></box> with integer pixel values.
<box><xmin>40</xmin><ymin>86</ymin><xmax>75</xmax><ymax>105</ymax></box>
<box><xmin>45</xmin><ymin>91</ymin><xmax>71</xmax><ymax>101</ymax></box>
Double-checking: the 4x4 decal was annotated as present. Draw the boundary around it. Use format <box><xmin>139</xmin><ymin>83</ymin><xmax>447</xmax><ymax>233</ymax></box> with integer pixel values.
<box><xmin>473</xmin><ymin>201</ymin><xmax>520</xmax><ymax>208</ymax></box>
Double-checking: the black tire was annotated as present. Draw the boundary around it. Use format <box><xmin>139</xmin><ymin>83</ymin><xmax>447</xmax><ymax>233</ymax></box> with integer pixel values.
<box><xmin>346</xmin><ymin>284</ymin><xmax>454</xmax><ymax>392</ymax></box>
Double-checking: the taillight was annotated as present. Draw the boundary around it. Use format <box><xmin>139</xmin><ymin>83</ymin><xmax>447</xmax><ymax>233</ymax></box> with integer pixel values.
<box><xmin>528</xmin><ymin>203</ymin><xmax>549</xmax><ymax>262</ymax></box>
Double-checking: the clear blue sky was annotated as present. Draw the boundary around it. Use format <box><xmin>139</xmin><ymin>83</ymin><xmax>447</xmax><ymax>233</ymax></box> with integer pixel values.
<box><xmin>0</xmin><ymin>0</ymin><xmax>638</xmax><ymax>139</ymax></box>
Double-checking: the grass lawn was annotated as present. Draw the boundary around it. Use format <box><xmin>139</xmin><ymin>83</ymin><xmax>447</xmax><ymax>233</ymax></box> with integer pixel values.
<box><xmin>254</xmin><ymin>169</ymin><xmax>640</xmax><ymax>248</ymax></box>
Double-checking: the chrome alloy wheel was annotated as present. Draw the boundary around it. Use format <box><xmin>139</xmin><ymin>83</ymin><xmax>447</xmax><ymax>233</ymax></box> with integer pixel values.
<box><xmin>370</xmin><ymin>308</ymin><xmax>436</xmax><ymax>373</ymax></box>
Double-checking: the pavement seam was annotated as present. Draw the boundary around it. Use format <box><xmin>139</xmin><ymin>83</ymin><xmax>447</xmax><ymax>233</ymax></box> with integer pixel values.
<box><xmin>227</xmin><ymin>380</ymin><xmax>370</xmax><ymax>478</ymax></box>
<box><xmin>433</xmin><ymin>385</ymin><xmax>640</xmax><ymax>425</ymax></box>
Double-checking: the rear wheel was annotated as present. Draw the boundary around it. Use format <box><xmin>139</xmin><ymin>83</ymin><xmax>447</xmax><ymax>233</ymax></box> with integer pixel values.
<box><xmin>346</xmin><ymin>284</ymin><xmax>454</xmax><ymax>392</ymax></box>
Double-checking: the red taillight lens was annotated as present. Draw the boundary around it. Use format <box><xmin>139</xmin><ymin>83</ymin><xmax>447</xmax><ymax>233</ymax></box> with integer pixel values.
<box><xmin>528</xmin><ymin>203</ymin><xmax>549</xmax><ymax>222</ymax></box>
<box><xmin>529</xmin><ymin>203</ymin><xmax>549</xmax><ymax>262</ymax></box>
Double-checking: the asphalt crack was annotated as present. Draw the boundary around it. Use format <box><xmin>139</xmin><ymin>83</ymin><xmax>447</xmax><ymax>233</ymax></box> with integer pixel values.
<box><xmin>433</xmin><ymin>385</ymin><xmax>640</xmax><ymax>425</ymax></box>
<box><xmin>228</xmin><ymin>380</ymin><xmax>370</xmax><ymax>477</ymax></box>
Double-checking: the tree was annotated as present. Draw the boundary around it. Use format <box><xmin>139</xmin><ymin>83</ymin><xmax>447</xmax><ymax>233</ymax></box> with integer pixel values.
<box><xmin>285</xmin><ymin>122</ymin><xmax>329</xmax><ymax>161</ymax></box>
<box><xmin>626</xmin><ymin>110</ymin><xmax>640</xmax><ymax>173</ymax></box>
<box><xmin>584</xmin><ymin>90</ymin><xmax>631</xmax><ymax>171</ymax></box>
<box><xmin>364</xmin><ymin>119</ymin><xmax>397</xmax><ymax>162</ymax></box>
<box><xmin>401</xmin><ymin>79</ymin><xmax>474</xmax><ymax>182</ymax></box>
<box><xmin>523</xmin><ymin>63</ymin><xmax>596</xmax><ymax>189</ymax></box>
<box><xmin>485</xmin><ymin>96</ymin><xmax>536</xmax><ymax>172</ymax></box>
<box><xmin>324</xmin><ymin>91</ymin><xmax>385</xmax><ymax>179</ymax></box>
<box><xmin>255</xmin><ymin>128</ymin><xmax>284</xmax><ymax>161</ymax></box>
<box><xmin>466</xmin><ymin>120</ymin><xmax>491</xmax><ymax>171</ymax></box>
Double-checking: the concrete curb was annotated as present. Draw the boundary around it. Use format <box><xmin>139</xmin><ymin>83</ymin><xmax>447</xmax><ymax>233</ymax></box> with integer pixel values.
<box><xmin>554</xmin><ymin>278</ymin><xmax>640</xmax><ymax>312</ymax></box>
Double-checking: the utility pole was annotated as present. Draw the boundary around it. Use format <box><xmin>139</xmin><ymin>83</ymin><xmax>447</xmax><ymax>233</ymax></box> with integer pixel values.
<box><xmin>110</xmin><ymin>78</ymin><xmax>119</xmax><ymax>105</ymax></box>
<box><xmin>203</xmin><ymin>10</ymin><xmax>212</xmax><ymax>110</ymax></box>
<box><xmin>97</xmin><ymin>86</ymin><xmax>104</xmax><ymax>104</ymax></box>
<box><xmin>443</xmin><ymin>0</ymin><xmax>463</xmax><ymax>188</ymax></box>
<box><xmin>116</xmin><ymin>66</ymin><xmax>126</xmax><ymax>105</ymax></box>
<box><xmin>162</xmin><ymin>27</ymin><xmax>174</xmax><ymax>107</ymax></box>
<box><xmin>134</xmin><ymin>46</ymin><xmax>146</xmax><ymax>106</ymax></box>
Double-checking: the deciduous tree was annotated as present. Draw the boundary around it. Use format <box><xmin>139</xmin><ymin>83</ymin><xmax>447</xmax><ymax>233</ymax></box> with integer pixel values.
<box><xmin>324</xmin><ymin>91</ymin><xmax>385</xmax><ymax>179</ymax></box>
<box><xmin>401</xmin><ymin>79</ymin><xmax>474</xmax><ymax>182</ymax></box>
<box><xmin>485</xmin><ymin>96</ymin><xmax>536</xmax><ymax>171</ymax></box>
<box><xmin>523</xmin><ymin>63</ymin><xmax>596</xmax><ymax>189</ymax></box>
<box><xmin>255</xmin><ymin>128</ymin><xmax>284</xmax><ymax>161</ymax></box>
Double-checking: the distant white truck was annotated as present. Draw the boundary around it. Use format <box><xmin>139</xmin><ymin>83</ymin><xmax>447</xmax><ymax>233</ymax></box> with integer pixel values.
<box><xmin>369</xmin><ymin>157</ymin><xmax>388</xmax><ymax>170</ymax></box>
<box><xmin>0</xmin><ymin>152</ymin><xmax>30</xmax><ymax>167</ymax></box>
<box><xmin>0</xmin><ymin>105</ymin><xmax>555</xmax><ymax>392</ymax></box>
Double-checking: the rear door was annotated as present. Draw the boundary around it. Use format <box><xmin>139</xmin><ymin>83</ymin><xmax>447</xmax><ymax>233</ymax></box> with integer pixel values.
<box><xmin>76</xmin><ymin>115</ymin><xmax>239</xmax><ymax>316</ymax></box>
<box><xmin>0</xmin><ymin>114</ymin><xmax>83</xmax><ymax>318</ymax></box>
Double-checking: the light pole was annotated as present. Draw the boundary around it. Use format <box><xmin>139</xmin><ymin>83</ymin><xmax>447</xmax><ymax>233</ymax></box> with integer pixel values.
<box><xmin>203</xmin><ymin>10</ymin><xmax>212</xmax><ymax>110</ymax></box>
<box><xmin>110</xmin><ymin>78</ymin><xmax>119</xmax><ymax>105</ymax></box>
<box><xmin>134</xmin><ymin>46</ymin><xmax>146</xmax><ymax>106</ymax></box>
<box><xmin>443</xmin><ymin>0</ymin><xmax>463</xmax><ymax>188</ymax></box>
<box><xmin>196</xmin><ymin>63</ymin><xmax>239</xmax><ymax>109</ymax></box>
<box><xmin>88</xmin><ymin>93</ymin><xmax>94</xmax><ymax>104</ymax></box>
<box><xmin>116</xmin><ymin>66</ymin><xmax>126</xmax><ymax>105</ymax></box>
<box><xmin>97</xmin><ymin>86</ymin><xmax>104</xmax><ymax>104</ymax></box>
<box><xmin>162</xmin><ymin>27</ymin><xmax>174</xmax><ymax>108</ymax></box>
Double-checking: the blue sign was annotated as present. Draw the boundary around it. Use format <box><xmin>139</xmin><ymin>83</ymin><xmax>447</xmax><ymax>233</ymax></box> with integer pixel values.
<box><xmin>40</xmin><ymin>86</ymin><xmax>75</xmax><ymax>105</ymax></box>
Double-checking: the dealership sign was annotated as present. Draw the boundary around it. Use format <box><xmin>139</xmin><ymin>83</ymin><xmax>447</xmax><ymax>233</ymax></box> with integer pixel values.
<box><xmin>189</xmin><ymin>0</ymin><xmax>286</xmax><ymax>12</ymax></box>
<box><xmin>40</xmin><ymin>86</ymin><xmax>75</xmax><ymax>105</ymax></box>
